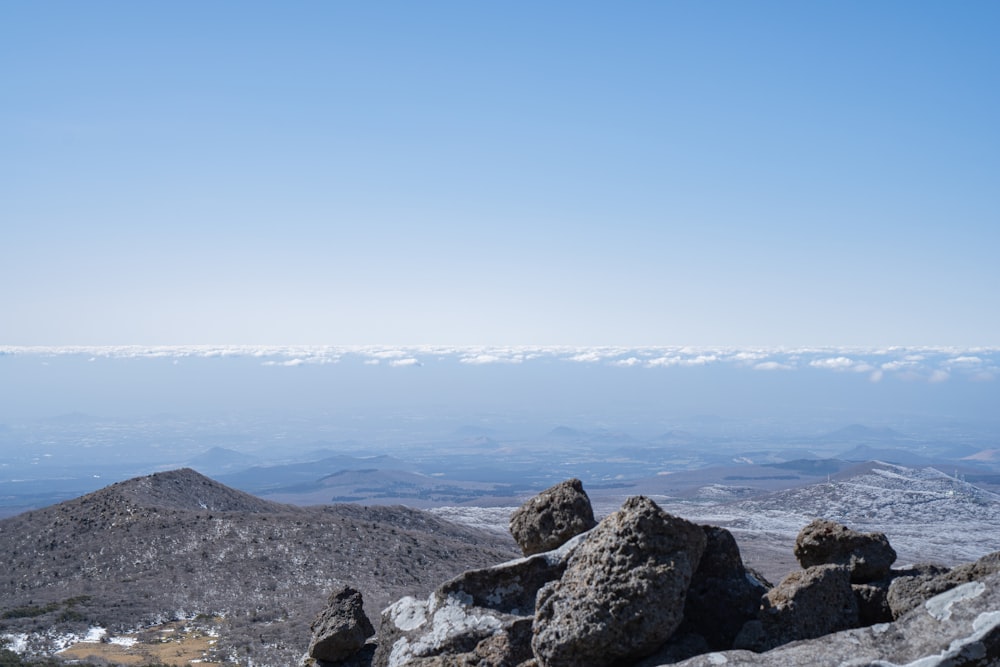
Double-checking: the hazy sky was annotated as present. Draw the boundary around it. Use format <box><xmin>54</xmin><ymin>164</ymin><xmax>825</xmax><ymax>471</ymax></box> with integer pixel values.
<box><xmin>3</xmin><ymin>2</ymin><xmax>998</xmax><ymax>346</ymax></box>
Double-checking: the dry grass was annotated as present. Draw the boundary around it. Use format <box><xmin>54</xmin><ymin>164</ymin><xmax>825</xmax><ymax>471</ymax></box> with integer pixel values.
<box><xmin>58</xmin><ymin>619</ymin><xmax>224</xmax><ymax>666</ymax></box>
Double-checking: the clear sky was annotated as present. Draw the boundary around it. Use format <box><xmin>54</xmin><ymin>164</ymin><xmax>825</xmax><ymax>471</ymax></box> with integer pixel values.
<box><xmin>3</xmin><ymin>2</ymin><xmax>998</xmax><ymax>347</ymax></box>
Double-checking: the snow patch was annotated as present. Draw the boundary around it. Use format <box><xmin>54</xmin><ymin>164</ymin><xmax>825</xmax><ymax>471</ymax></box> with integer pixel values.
<box><xmin>898</xmin><ymin>607</ymin><xmax>1000</xmax><ymax>667</ymax></box>
<box><xmin>925</xmin><ymin>581</ymin><xmax>986</xmax><ymax>621</ymax></box>
<box><xmin>108</xmin><ymin>635</ymin><xmax>138</xmax><ymax>647</ymax></box>
<box><xmin>386</xmin><ymin>594</ymin><xmax>503</xmax><ymax>667</ymax></box>
<box><xmin>1</xmin><ymin>633</ymin><xmax>29</xmax><ymax>653</ymax></box>
<box><xmin>386</xmin><ymin>596</ymin><xmax>428</xmax><ymax>632</ymax></box>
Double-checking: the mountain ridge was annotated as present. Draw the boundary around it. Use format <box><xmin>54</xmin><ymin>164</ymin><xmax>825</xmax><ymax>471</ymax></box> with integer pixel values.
<box><xmin>0</xmin><ymin>469</ymin><xmax>519</xmax><ymax>665</ymax></box>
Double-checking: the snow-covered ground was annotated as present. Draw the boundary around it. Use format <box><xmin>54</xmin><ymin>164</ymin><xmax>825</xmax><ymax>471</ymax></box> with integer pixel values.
<box><xmin>431</xmin><ymin>462</ymin><xmax>1000</xmax><ymax>579</ymax></box>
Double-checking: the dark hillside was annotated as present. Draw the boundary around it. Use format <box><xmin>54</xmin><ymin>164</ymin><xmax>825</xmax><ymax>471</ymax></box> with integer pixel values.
<box><xmin>91</xmin><ymin>467</ymin><xmax>285</xmax><ymax>513</ymax></box>
<box><xmin>0</xmin><ymin>469</ymin><xmax>519</xmax><ymax>665</ymax></box>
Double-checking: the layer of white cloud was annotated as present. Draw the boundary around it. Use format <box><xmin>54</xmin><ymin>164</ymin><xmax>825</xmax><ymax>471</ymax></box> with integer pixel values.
<box><xmin>754</xmin><ymin>361</ymin><xmax>793</xmax><ymax>371</ymax></box>
<box><xmin>810</xmin><ymin>357</ymin><xmax>856</xmax><ymax>370</ymax></box>
<box><xmin>0</xmin><ymin>345</ymin><xmax>996</xmax><ymax>383</ymax></box>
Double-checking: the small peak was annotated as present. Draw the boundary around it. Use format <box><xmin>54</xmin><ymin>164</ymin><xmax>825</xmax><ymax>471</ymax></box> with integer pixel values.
<box><xmin>97</xmin><ymin>467</ymin><xmax>283</xmax><ymax>513</ymax></box>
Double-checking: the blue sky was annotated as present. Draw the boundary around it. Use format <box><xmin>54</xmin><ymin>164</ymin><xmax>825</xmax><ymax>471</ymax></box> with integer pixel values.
<box><xmin>3</xmin><ymin>2</ymin><xmax>998</xmax><ymax>346</ymax></box>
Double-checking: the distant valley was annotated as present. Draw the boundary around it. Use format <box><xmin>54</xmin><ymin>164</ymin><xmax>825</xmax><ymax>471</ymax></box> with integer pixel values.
<box><xmin>3</xmin><ymin>415</ymin><xmax>999</xmax><ymax>518</ymax></box>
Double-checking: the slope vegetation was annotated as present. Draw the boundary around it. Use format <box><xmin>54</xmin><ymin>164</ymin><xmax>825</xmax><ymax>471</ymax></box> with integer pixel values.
<box><xmin>0</xmin><ymin>469</ymin><xmax>519</xmax><ymax>665</ymax></box>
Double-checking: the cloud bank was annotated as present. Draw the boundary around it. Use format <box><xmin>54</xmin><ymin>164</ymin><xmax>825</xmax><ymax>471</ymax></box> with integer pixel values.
<box><xmin>2</xmin><ymin>345</ymin><xmax>998</xmax><ymax>383</ymax></box>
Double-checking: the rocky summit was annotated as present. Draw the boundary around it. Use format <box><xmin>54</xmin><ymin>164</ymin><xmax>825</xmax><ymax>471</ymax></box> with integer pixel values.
<box><xmin>309</xmin><ymin>479</ymin><xmax>1000</xmax><ymax>667</ymax></box>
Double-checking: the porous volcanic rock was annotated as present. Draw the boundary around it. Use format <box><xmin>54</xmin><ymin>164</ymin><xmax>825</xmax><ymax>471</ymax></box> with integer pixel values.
<box><xmin>735</xmin><ymin>564</ymin><xmax>858</xmax><ymax>652</ymax></box>
<box><xmin>508</xmin><ymin>478</ymin><xmax>597</xmax><ymax>557</ymax></box>
<box><xmin>793</xmin><ymin>519</ymin><xmax>896</xmax><ymax>583</ymax></box>
<box><xmin>852</xmin><ymin>580</ymin><xmax>893</xmax><ymax>626</ymax></box>
<box><xmin>308</xmin><ymin>586</ymin><xmax>376</xmax><ymax>664</ymax></box>
<box><xmin>888</xmin><ymin>550</ymin><xmax>1000</xmax><ymax>619</ymax></box>
<box><xmin>633</xmin><ymin>526</ymin><xmax>770</xmax><ymax>665</ymax></box>
<box><xmin>684</xmin><ymin>525</ymin><xmax>771</xmax><ymax>648</ymax></box>
<box><xmin>531</xmin><ymin>495</ymin><xmax>707</xmax><ymax>667</ymax></box>
<box><xmin>851</xmin><ymin>563</ymin><xmax>952</xmax><ymax>627</ymax></box>
<box><xmin>664</xmin><ymin>571</ymin><xmax>1000</xmax><ymax>667</ymax></box>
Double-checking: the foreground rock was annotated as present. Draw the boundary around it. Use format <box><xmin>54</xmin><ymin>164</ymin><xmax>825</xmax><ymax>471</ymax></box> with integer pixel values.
<box><xmin>371</xmin><ymin>533</ymin><xmax>585</xmax><ymax>667</ymax></box>
<box><xmin>682</xmin><ymin>526</ymin><xmax>770</xmax><ymax>649</ymax></box>
<box><xmin>735</xmin><ymin>564</ymin><xmax>858</xmax><ymax>652</ymax></box>
<box><xmin>308</xmin><ymin>587</ymin><xmax>376</xmax><ymax>665</ymax></box>
<box><xmin>793</xmin><ymin>519</ymin><xmax>896</xmax><ymax>583</ymax></box>
<box><xmin>508</xmin><ymin>478</ymin><xmax>597</xmax><ymax>556</ymax></box>
<box><xmin>888</xmin><ymin>550</ymin><xmax>1000</xmax><ymax>618</ymax></box>
<box><xmin>532</xmin><ymin>496</ymin><xmax>707</xmax><ymax>667</ymax></box>
<box><xmin>313</xmin><ymin>479</ymin><xmax>1000</xmax><ymax>667</ymax></box>
<box><xmin>667</xmin><ymin>571</ymin><xmax>1000</xmax><ymax>666</ymax></box>
<box><xmin>635</xmin><ymin>525</ymin><xmax>769</xmax><ymax>665</ymax></box>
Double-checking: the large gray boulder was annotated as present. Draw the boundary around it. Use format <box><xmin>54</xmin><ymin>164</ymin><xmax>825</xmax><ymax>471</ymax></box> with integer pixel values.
<box><xmin>509</xmin><ymin>478</ymin><xmax>597</xmax><ymax>556</ymax></box>
<box><xmin>889</xmin><ymin>551</ymin><xmax>1000</xmax><ymax>619</ymax></box>
<box><xmin>371</xmin><ymin>533</ymin><xmax>584</xmax><ymax>667</ymax></box>
<box><xmin>308</xmin><ymin>586</ymin><xmax>376</xmax><ymax>665</ymax></box>
<box><xmin>663</xmin><ymin>571</ymin><xmax>1000</xmax><ymax>666</ymax></box>
<box><xmin>794</xmin><ymin>519</ymin><xmax>896</xmax><ymax>583</ymax></box>
<box><xmin>735</xmin><ymin>564</ymin><xmax>858</xmax><ymax>652</ymax></box>
<box><xmin>633</xmin><ymin>526</ymin><xmax>769</xmax><ymax>665</ymax></box>
<box><xmin>683</xmin><ymin>525</ymin><xmax>770</xmax><ymax>648</ymax></box>
<box><xmin>531</xmin><ymin>496</ymin><xmax>707</xmax><ymax>667</ymax></box>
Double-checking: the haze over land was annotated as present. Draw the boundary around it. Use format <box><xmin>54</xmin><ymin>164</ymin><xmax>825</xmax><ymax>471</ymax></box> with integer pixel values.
<box><xmin>2</xmin><ymin>345</ymin><xmax>998</xmax><ymax>518</ymax></box>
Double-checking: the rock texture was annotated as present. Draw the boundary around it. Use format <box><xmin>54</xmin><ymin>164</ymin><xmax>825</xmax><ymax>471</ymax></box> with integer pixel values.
<box><xmin>308</xmin><ymin>587</ymin><xmax>376</xmax><ymax>664</ymax></box>
<box><xmin>888</xmin><ymin>551</ymin><xmax>1000</xmax><ymax>619</ymax></box>
<box><xmin>851</xmin><ymin>580</ymin><xmax>893</xmax><ymax>626</ymax></box>
<box><xmin>666</xmin><ymin>572</ymin><xmax>1000</xmax><ymax>667</ymax></box>
<box><xmin>374</xmin><ymin>593</ymin><xmax>526</xmax><ymax>667</ymax></box>
<box><xmin>371</xmin><ymin>533</ymin><xmax>585</xmax><ymax>667</ymax></box>
<box><xmin>508</xmin><ymin>478</ymin><xmax>597</xmax><ymax>556</ymax></box>
<box><xmin>736</xmin><ymin>564</ymin><xmax>858</xmax><ymax>652</ymax></box>
<box><xmin>683</xmin><ymin>525</ymin><xmax>770</xmax><ymax>648</ymax></box>
<box><xmin>531</xmin><ymin>496</ymin><xmax>707</xmax><ymax>667</ymax></box>
<box><xmin>793</xmin><ymin>518</ymin><xmax>896</xmax><ymax>583</ymax></box>
<box><xmin>634</xmin><ymin>526</ymin><xmax>769</xmax><ymax>665</ymax></box>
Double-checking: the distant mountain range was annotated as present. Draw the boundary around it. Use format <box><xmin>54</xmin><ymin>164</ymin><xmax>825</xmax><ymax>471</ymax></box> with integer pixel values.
<box><xmin>4</xmin><ymin>416</ymin><xmax>999</xmax><ymax>519</ymax></box>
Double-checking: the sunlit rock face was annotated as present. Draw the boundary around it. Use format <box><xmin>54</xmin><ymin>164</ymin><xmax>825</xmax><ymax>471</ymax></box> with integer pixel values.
<box><xmin>508</xmin><ymin>478</ymin><xmax>597</xmax><ymax>557</ymax></box>
<box><xmin>794</xmin><ymin>518</ymin><xmax>896</xmax><ymax>583</ymax></box>
<box><xmin>531</xmin><ymin>496</ymin><xmax>707</xmax><ymax>667</ymax></box>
